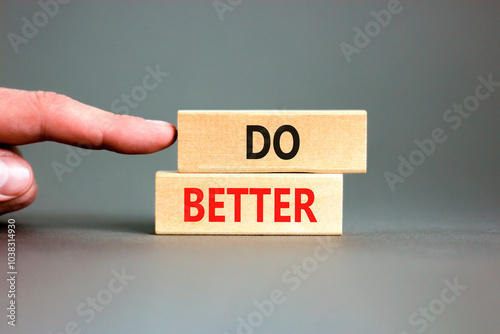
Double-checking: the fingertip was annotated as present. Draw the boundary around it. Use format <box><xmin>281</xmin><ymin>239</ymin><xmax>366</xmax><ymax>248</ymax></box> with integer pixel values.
<box><xmin>139</xmin><ymin>119</ymin><xmax>177</xmax><ymax>151</ymax></box>
<box><xmin>172</xmin><ymin>124</ymin><xmax>178</xmax><ymax>143</ymax></box>
<box><xmin>0</xmin><ymin>180</ymin><xmax>38</xmax><ymax>215</ymax></box>
<box><xmin>165</xmin><ymin>123</ymin><xmax>177</xmax><ymax>147</ymax></box>
<box><xmin>91</xmin><ymin>113</ymin><xmax>178</xmax><ymax>154</ymax></box>
<box><xmin>0</xmin><ymin>156</ymin><xmax>34</xmax><ymax>202</ymax></box>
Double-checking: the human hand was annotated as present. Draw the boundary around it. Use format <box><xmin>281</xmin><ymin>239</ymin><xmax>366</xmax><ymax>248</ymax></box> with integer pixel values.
<box><xmin>0</xmin><ymin>88</ymin><xmax>177</xmax><ymax>215</ymax></box>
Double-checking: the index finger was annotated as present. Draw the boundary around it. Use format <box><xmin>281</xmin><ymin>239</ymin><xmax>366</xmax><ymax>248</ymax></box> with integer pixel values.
<box><xmin>0</xmin><ymin>88</ymin><xmax>177</xmax><ymax>154</ymax></box>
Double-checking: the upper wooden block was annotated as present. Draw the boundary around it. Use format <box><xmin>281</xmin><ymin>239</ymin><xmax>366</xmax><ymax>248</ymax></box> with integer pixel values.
<box><xmin>177</xmin><ymin>110</ymin><xmax>367</xmax><ymax>173</ymax></box>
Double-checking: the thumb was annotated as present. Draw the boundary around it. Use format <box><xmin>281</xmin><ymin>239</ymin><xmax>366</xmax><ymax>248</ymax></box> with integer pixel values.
<box><xmin>0</xmin><ymin>147</ymin><xmax>37</xmax><ymax>214</ymax></box>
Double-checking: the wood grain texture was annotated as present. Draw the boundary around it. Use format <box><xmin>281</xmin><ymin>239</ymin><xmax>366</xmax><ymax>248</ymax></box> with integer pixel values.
<box><xmin>155</xmin><ymin>172</ymin><xmax>342</xmax><ymax>235</ymax></box>
<box><xmin>177</xmin><ymin>110</ymin><xmax>367</xmax><ymax>173</ymax></box>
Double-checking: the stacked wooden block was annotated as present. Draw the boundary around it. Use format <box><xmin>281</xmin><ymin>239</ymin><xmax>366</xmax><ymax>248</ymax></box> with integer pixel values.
<box><xmin>155</xmin><ymin>110</ymin><xmax>367</xmax><ymax>235</ymax></box>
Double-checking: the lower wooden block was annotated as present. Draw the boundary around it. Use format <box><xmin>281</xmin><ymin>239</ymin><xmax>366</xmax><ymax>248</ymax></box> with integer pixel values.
<box><xmin>155</xmin><ymin>172</ymin><xmax>342</xmax><ymax>235</ymax></box>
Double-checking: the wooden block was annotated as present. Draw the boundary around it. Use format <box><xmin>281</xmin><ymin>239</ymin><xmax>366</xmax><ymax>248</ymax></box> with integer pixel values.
<box><xmin>178</xmin><ymin>110</ymin><xmax>366</xmax><ymax>173</ymax></box>
<box><xmin>155</xmin><ymin>172</ymin><xmax>342</xmax><ymax>235</ymax></box>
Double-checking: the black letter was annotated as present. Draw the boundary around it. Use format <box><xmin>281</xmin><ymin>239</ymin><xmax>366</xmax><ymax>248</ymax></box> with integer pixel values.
<box><xmin>247</xmin><ymin>125</ymin><xmax>271</xmax><ymax>159</ymax></box>
<box><xmin>273</xmin><ymin>125</ymin><xmax>300</xmax><ymax>160</ymax></box>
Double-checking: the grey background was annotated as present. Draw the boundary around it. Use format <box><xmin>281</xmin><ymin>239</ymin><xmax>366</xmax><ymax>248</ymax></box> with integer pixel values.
<box><xmin>0</xmin><ymin>1</ymin><xmax>499</xmax><ymax>333</ymax></box>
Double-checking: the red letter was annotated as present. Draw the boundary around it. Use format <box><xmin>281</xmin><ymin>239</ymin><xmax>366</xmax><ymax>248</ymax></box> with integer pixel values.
<box><xmin>295</xmin><ymin>188</ymin><xmax>317</xmax><ymax>222</ymax></box>
<box><xmin>184</xmin><ymin>188</ymin><xmax>204</xmax><ymax>222</ymax></box>
<box><xmin>275</xmin><ymin>188</ymin><xmax>291</xmax><ymax>222</ymax></box>
<box><xmin>209</xmin><ymin>188</ymin><xmax>225</xmax><ymax>222</ymax></box>
<box><xmin>226</xmin><ymin>188</ymin><xmax>249</xmax><ymax>222</ymax></box>
<box><xmin>249</xmin><ymin>188</ymin><xmax>271</xmax><ymax>222</ymax></box>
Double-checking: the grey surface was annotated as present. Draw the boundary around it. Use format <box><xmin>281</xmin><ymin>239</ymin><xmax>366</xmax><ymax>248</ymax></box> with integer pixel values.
<box><xmin>1</xmin><ymin>215</ymin><xmax>499</xmax><ymax>333</ymax></box>
<box><xmin>0</xmin><ymin>0</ymin><xmax>499</xmax><ymax>333</ymax></box>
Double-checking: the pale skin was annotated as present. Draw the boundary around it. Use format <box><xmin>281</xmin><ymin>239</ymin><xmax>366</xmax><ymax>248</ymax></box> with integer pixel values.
<box><xmin>0</xmin><ymin>88</ymin><xmax>177</xmax><ymax>215</ymax></box>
